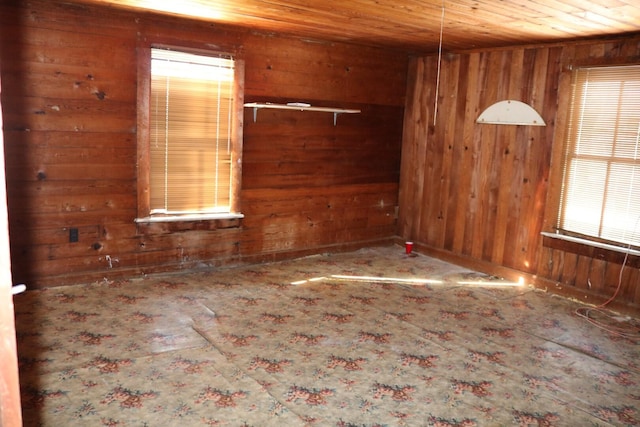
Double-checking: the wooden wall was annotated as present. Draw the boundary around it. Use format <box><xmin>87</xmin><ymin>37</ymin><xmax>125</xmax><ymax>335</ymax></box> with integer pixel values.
<box><xmin>0</xmin><ymin>0</ymin><xmax>407</xmax><ymax>288</ymax></box>
<box><xmin>399</xmin><ymin>36</ymin><xmax>640</xmax><ymax>311</ymax></box>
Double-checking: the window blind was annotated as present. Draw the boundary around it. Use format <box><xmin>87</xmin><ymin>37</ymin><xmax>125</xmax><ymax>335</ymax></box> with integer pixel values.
<box><xmin>558</xmin><ymin>65</ymin><xmax>640</xmax><ymax>247</ymax></box>
<box><xmin>149</xmin><ymin>48</ymin><xmax>235</xmax><ymax>214</ymax></box>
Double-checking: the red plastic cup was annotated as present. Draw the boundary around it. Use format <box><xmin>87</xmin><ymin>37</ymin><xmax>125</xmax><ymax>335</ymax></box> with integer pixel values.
<box><xmin>405</xmin><ymin>241</ymin><xmax>413</xmax><ymax>254</ymax></box>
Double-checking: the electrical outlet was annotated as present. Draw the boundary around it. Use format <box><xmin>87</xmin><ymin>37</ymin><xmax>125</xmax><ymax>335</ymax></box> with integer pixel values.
<box><xmin>69</xmin><ymin>228</ymin><xmax>79</xmax><ymax>243</ymax></box>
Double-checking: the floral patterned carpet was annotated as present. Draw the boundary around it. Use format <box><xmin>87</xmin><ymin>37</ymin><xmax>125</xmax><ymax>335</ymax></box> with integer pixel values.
<box><xmin>14</xmin><ymin>245</ymin><xmax>640</xmax><ymax>426</ymax></box>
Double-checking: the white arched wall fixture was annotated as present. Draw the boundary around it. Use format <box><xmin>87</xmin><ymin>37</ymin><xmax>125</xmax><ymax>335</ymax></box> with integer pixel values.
<box><xmin>476</xmin><ymin>100</ymin><xmax>546</xmax><ymax>126</ymax></box>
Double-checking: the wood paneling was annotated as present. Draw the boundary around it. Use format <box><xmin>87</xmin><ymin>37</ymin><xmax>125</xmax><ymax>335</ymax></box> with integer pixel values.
<box><xmin>67</xmin><ymin>0</ymin><xmax>640</xmax><ymax>53</ymax></box>
<box><xmin>400</xmin><ymin>35</ymin><xmax>640</xmax><ymax>310</ymax></box>
<box><xmin>0</xmin><ymin>0</ymin><xmax>406</xmax><ymax>287</ymax></box>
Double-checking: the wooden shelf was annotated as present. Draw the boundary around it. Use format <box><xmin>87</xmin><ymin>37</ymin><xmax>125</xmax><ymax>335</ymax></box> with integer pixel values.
<box><xmin>244</xmin><ymin>102</ymin><xmax>361</xmax><ymax>125</ymax></box>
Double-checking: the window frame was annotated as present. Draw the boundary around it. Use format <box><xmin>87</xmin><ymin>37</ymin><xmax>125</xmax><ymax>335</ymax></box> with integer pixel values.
<box><xmin>135</xmin><ymin>43</ymin><xmax>244</xmax><ymax>224</ymax></box>
<box><xmin>544</xmin><ymin>61</ymin><xmax>640</xmax><ymax>257</ymax></box>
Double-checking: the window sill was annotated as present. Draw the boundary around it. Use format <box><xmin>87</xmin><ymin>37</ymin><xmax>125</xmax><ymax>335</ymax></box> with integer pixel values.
<box><xmin>135</xmin><ymin>212</ymin><xmax>244</xmax><ymax>224</ymax></box>
<box><xmin>135</xmin><ymin>213</ymin><xmax>243</xmax><ymax>234</ymax></box>
<box><xmin>541</xmin><ymin>231</ymin><xmax>640</xmax><ymax>267</ymax></box>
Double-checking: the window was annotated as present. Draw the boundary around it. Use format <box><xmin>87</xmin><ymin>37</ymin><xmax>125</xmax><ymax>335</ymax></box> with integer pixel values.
<box><xmin>136</xmin><ymin>46</ymin><xmax>244</xmax><ymax>222</ymax></box>
<box><xmin>557</xmin><ymin>65</ymin><xmax>640</xmax><ymax>248</ymax></box>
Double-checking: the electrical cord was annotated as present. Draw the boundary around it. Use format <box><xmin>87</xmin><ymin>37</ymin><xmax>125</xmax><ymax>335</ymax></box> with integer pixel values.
<box><xmin>574</xmin><ymin>217</ymin><xmax>640</xmax><ymax>339</ymax></box>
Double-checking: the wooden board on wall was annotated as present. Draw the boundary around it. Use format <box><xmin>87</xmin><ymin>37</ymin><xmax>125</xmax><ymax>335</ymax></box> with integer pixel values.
<box><xmin>0</xmin><ymin>59</ymin><xmax>23</xmax><ymax>427</ymax></box>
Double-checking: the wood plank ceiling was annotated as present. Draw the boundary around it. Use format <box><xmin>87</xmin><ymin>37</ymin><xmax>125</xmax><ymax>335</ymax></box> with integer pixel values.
<box><xmin>69</xmin><ymin>0</ymin><xmax>640</xmax><ymax>53</ymax></box>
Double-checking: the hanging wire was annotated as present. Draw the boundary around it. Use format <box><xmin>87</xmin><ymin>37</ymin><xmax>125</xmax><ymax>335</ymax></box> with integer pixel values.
<box><xmin>575</xmin><ymin>215</ymin><xmax>640</xmax><ymax>339</ymax></box>
<box><xmin>433</xmin><ymin>0</ymin><xmax>445</xmax><ymax>126</ymax></box>
<box><xmin>164</xmin><ymin>67</ymin><xmax>170</xmax><ymax>211</ymax></box>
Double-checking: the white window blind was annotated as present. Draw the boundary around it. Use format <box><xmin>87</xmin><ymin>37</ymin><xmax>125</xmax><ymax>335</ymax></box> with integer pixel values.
<box><xmin>558</xmin><ymin>65</ymin><xmax>640</xmax><ymax>247</ymax></box>
<box><xmin>150</xmin><ymin>48</ymin><xmax>235</xmax><ymax>214</ymax></box>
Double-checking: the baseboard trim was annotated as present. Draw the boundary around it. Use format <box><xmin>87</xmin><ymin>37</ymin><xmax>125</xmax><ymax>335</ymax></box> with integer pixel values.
<box><xmin>26</xmin><ymin>238</ymin><xmax>397</xmax><ymax>289</ymax></box>
<box><xmin>396</xmin><ymin>237</ymin><xmax>640</xmax><ymax>317</ymax></box>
